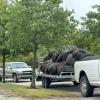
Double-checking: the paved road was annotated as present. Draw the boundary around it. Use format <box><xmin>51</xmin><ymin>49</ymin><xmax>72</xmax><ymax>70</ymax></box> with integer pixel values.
<box><xmin>6</xmin><ymin>79</ymin><xmax>100</xmax><ymax>100</ymax></box>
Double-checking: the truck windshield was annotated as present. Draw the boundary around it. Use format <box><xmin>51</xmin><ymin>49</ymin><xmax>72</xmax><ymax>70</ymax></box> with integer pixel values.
<box><xmin>12</xmin><ymin>63</ymin><xmax>28</xmax><ymax>68</ymax></box>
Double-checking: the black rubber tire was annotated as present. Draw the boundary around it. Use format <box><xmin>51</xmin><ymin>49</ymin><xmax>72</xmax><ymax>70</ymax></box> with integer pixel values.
<box><xmin>73</xmin><ymin>81</ymin><xmax>79</xmax><ymax>86</ymax></box>
<box><xmin>36</xmin><ymin>76</ymin><xmax>42</xmax><ymax>81</ymax></box>
<box><xmin>0</xmin><ymin>76</ymin><xmax>2</xmax><ymax>81</ymax></box>
<box><xmin>42</xmin><ymin>77</ymin><xmax>45</xmax><ymax>88</ymax></box>
<box><xmin>80</xmin><ymin>75</ymin><xmax>94</xmax><ymax>97</ymax></box>
<box><xmin>13</xmin><ymin>74</ymin><xmax>18</xmax><ymax>83</ymax></box>
<box><xmin>45</xmin><ymin>78</ymin><xmax>51</xmax><ymax>88</ymax></box>
<box><xmin>42</xmin><ymin>77</ymin><xmax>51</xmax><ymax>88</ymax></box>
<box><xmin>30</xmin><ymin>78</ymin><xmax>32</xmax><ymax>81</ymax></box>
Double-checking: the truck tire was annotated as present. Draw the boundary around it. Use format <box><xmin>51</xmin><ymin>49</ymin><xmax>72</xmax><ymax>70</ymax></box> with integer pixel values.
<box><xmin>80</xmin><ymin>75</ymin><xmax>94</xmax><ymax>97</ymax></box>
<box><xmin>13</xmin><ymin>74</ymin><xmax>18</xmax><ymax>83</ymax></box>
<box><xmin>42</xmin><ymin>77</ymin><xmax>51</xmax><ymax>88</ymax></box>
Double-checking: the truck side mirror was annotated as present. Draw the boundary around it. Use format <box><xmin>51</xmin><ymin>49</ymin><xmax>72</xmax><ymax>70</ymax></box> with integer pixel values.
<box><xmin>29</xmin><ymin>66</ymin><xmax>31</xmax><ymax>68</ymax></box>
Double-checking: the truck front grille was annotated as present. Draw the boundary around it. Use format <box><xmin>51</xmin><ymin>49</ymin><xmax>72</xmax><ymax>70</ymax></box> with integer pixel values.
<box><xmin>22</xmin><ymin>71</ymin><xmax>32</xmax><ymax>75</ymax></box>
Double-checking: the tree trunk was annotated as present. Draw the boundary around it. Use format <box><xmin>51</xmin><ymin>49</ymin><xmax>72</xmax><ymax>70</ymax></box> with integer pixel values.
<box><xmin>2</xmin><ymin>50</ymin><xmax>6</xmax><ymax>83</ymax></box>
<box><xmin>31</xmin><ymin>43</ymin><xmax>38</xmax><ymax>88</ymax></box>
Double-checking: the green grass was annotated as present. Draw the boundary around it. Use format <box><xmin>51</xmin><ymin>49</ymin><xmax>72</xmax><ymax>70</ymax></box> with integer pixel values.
<box><xmin>0</xmin><ymin>82</ymin><xmax>75</xmax><ymax>99</ymax></box>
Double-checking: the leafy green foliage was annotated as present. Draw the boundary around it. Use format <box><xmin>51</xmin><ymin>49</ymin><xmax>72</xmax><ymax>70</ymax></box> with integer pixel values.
<box><xmin>81</xmin><ymin>5</ymin><xmax>100</xmax><ymax>55</ymax></box>
<box><xmin>0</xmin><ymin>0</ymin><xmax>7</xmax><ymax>53</ymax></box>
<box><xmin>81</xmin><ymin>5</ymin><xmax>100</xmax><ymax>36</ymax></box>
<box><xmin>0</xmin><ymin>0</ymin><xmax>83</xmax><ymax>87</ymax></box>
<box><xmin>3</xmin><ymin>0</ymin><xmax>77</xmax><ymax>87</ymax></box>
<box><xmin>6</xmin><ymin>0</ymin><xmax>77</xmax><ymax>59</ymax></box>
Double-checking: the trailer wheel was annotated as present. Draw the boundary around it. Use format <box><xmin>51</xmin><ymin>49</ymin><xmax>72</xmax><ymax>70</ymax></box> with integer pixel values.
<box><xmin>42</xmin><ymin>77</ymin><xmax>51</xmax><ymax>88</ymax></box>
<box><xmin>73</xmin><ymin>81</ymin><xmax>79</xmax><ymax>86</ymax></box>
<box><xmin>42</xmin><ymin>77</ymin><xmax>45</xmax><ymax>88</ymax></box>
<box><xmin>45</xmin><ymin>78</ymin><xmax>51</xmax><ymax>88</ymax></box>
<box><xmin>80</xmin><ymin>75</ymin><xmax>94</xmax><ymax>97</ymax></box>
<box><xmin>0</xmin><ymin>76</ymin><xmax>2</xmax><ymax>81</ymax></box>
<box><xmin>30</xmin><ymin>78</ymin><xmax>32</xmax><ymax>81</ymax></box>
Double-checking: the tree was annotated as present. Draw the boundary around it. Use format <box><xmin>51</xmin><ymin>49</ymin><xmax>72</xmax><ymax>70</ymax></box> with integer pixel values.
<box><xmin>0</xmin><ymin>0</ymin><xmax>10</xmax><ymax>83</ymax></box>
<box><xmin>80</xmin><ymin>5</ymin><xmax>100</xmax><ymax>54</ymax></box>
<box><xmin>81</xmin><ymin>5</ymin><xmax>100</xmax><ymax>36</ymax></box>
<box><xmin>7</xmin><ymin>0</ymin><xmax>77</xmax><ymax>88</ymax></box>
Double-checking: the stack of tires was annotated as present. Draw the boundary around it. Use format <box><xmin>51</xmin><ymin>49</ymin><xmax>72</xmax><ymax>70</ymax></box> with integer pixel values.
<box><xmin>40</xmin><ymin>48</ymin><xmax>99</xmax><ymax>75</ymax></box>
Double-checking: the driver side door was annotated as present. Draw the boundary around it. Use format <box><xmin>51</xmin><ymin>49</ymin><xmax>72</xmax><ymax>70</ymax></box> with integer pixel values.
<box><xmin>5</xmin><ymin>63</ymin><xmax>12</xmax><ymax>78</ymax></box>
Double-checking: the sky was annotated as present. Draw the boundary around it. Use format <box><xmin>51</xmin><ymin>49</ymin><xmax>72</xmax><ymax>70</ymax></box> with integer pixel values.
<box><xmin>61</xmin><ymin>0</ymin><xmax>100</xmax><ymax>20</ymax></box>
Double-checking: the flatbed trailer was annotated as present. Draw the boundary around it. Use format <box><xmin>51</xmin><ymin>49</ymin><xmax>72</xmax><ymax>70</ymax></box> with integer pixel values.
<box><xmin>36</xmin><ymin>71</ymin><xmax>78</xmax><ymax>88</ymax></box>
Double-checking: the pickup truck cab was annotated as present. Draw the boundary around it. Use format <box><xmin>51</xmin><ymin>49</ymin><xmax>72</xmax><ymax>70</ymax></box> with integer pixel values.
<box><xmin>74</xmin><ymin>59</ymin><xmax>100</xmax><ymax>97</ymax></box>
<box><xmin>0</xmin><ymin>62</ymin><xmax>32</xmax><ymax>82</ymax></box>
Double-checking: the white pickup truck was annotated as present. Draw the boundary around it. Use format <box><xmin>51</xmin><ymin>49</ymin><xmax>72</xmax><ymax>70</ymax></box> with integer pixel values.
<box><xmin>0</xmin><ymin>62</ymin><xmax>32</xmax><ymax>82</ymax></box>
<box><xmin>37</xmin><ymin>59</ymin><xmax>100</xmax><ymax>97</ymax></box>
<box><xmin>74</xmin><ymin>59</ymin><xmax>100</xmax><ymax>97</ymax></box>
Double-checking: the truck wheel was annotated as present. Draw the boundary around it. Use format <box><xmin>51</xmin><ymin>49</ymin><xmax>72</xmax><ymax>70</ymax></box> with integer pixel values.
<box><xmin>13</xmin><ymin>74</ymin><xmax>18</xmax><ymax>83</ymax></box>
<box><xmin>30</xmin><ymin>78</ymin><xmax>32</xmax><ymax>81</ymax></box>
<box><xmin>80</xmin><ymin>75</ymin><xmax>94</xmax><ymax>97</ymax></box>
<box><xmin>0</xmin><ymin>76</ymin><xmax>2</xmax><ymax>81</ymax></box>
<box><xmin>42</xmin><ymin>77</ymin><xmax>51</xmax><ymax>88</ymax></box>
<box><xmin>73</xmin><ymin>81</ymin><xmax>79</xmax><ymax>86</ymax></box>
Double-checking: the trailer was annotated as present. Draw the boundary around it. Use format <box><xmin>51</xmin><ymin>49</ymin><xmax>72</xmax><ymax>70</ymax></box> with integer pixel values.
<box><xmin>36</xmin><ymin>70</ymin><xmax>78</xmax><ymax>88</ymax></box>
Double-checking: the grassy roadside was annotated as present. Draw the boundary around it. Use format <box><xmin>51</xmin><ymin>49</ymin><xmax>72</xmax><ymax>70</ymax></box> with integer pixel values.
<box><xmin>0</xmin><ymin>82</ymin><xmax>75</xmax><ymax>100</ymax></box>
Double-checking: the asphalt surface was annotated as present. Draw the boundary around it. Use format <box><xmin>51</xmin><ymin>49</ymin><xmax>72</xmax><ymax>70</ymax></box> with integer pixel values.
<box><xmin>5</xmin><ymin>79</ymin><xmax>100</xmax><ymax>100</ymax></box>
